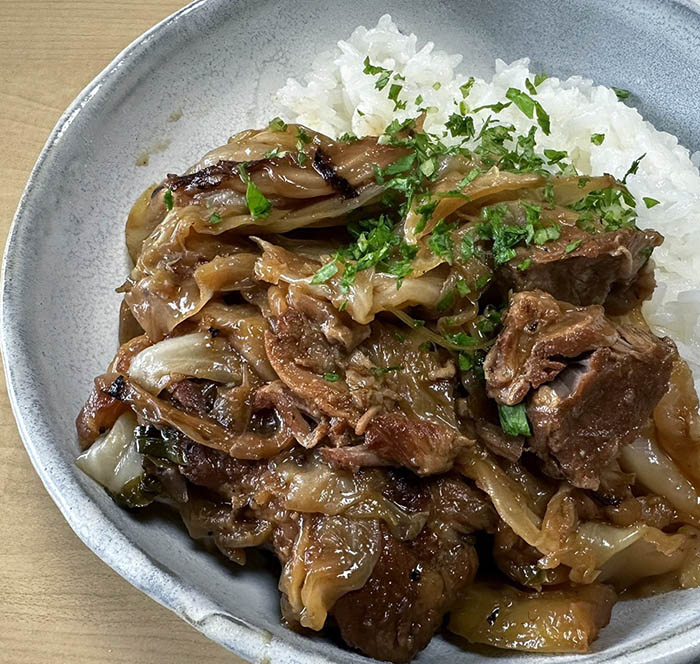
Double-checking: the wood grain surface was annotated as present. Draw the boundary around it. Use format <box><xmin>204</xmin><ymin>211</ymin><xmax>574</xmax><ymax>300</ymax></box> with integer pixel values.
<box><xmin>0</xmin><ymin>2</ymin><xmax>246</xmax><ymax>662</ymax></box>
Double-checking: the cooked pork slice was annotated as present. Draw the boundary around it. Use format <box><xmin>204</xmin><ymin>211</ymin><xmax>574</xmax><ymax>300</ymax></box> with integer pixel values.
<box><xmin>528</xmin><ymin>323</ymin><xmax>676</xmax><ymax>489</ymax></box>
<box><xmin>495</xmin><ymin>227</ymin><xmax>662</xmax><ymax>313</ymax></box>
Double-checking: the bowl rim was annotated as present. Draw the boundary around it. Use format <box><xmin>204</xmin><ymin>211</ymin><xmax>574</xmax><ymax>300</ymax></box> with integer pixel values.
<box><xmin>3</xmin><ymin>1</ymin><xmax>700</xmax><ymax>662</ymax></box>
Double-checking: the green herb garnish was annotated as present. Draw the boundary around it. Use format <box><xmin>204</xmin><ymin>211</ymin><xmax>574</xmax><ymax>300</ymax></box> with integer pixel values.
<box><xmin>505</xmin><ymin>87</ymin><xmax>551</xmax><ymax>135</ymax></box>
<box><xmin>623</xmin><ymin>154</ymin><xmax>645</xmax><ymax>184</ymax></box>
<box><xmin>428</xmin><ymin>219</ymin><xmax>456</xmax><ymax>264</ymax></box>
<box><xmin>268</xmin><ymin>117</ymin><xmax>288</xmax><ymax>132</ymax></box>
<box><xmin>311</xmin><ymin>260</ymin><xmax>339</xmax><ymax>284</ymax></box>
<box><xmin>460</xmin><ymin>77</ymin><xmax>475</xmax><ymax>98</ymax></box>
<box><xmin>498</xmin><ymin>403</ymin><xmax>531</xmax><ymax>436</ymax></box>
<box><xmin>445</xmin><ymin>113</ymin><xmax>475</xmax><ymax>138</ymax></box>
<box><xmin>363</xmin><ymin>56</ymin><xmax>392</xmax><ymax>91</ymax></box>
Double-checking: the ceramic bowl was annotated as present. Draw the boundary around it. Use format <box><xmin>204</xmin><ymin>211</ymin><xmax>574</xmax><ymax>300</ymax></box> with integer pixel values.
<box><xmin>4</xmin><ymin>1</ymin><xmax>700</xmax><ymax>662</ymax></box>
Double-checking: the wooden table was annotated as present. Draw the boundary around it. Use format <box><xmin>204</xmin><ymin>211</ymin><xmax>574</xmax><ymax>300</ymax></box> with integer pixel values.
<box><xmin>0</xmin><ymin>3</ymin><xmax>246</xmax><ymax>662</ymax></box>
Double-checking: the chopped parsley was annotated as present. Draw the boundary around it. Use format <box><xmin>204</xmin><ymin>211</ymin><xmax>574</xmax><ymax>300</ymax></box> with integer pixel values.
<box><xmin>534</xmin><ymin>73</ymin><xmax>548</xmax><ymax>86</ymax></box>
<box><xmin>415</xmin><ymin>199</ymin><xmax>438</xmax><ymax>233</ymax></box>
<box><xmin>565</xmin><ymin>239</ymin><xmax>582</xmax><ymax>253</ymax></box>
<box><xmin>623</xmin><ymin>153</ymin><xmax>645</xmax><ymax>184</ymax></box>
<box><xmin>458</xmin><ymin>352</ymin><xmax>474</xmax><ymax>371</ymax></box>
<box><xmin>310</xmin><ymin>261</ymin><xmax>339</xmax><ymax>284</ymax></box>
<box><xmin>570</xmin><ymin>187</ymin><xmax>637</xmax><ymax>231</ymax></box>
<box><xmin>311</xmin><ymin>215</ymin><xmax>418</xmax><ymax>292</ymax></box>
<box><xmin>163</xmin><ymin>189</ymin><xmax>174</xmax><ymax>210</ymax></box>
<box><xmin>371</xmin><ymin>365</ymin><xmax>404</xmax><ymax>376</ymax></box>
<box><xmin>209</xmin><ymin>213</ymin><xmax>222</xmax><ymax>224</ymax></box>
<box><xmin>612</xmin><ymin>87</ymin><xmax>631</xmax><ymax>100</ymax></box>
<box><xmin>643</xmin><ymin>196</ymin><xmax>660</xmax><ymax>209</ymax></box>
<box><xmin>296</xmin><ymin>127</ymin><xmax>312</xmax><ymax>165</ymax></box>
<box><xmin>428</xmin><ymin>219</ymin><xmax>456</xmax><ymax>264</ymax></box>
<box><xmin>388</xmin><ymin>83</ymin><xmax>406</xmax><ymax>111</ymax></box>
<box><xmin>544</xmin><ymin>149</ymin><xmax>568</xmax><ymax>165</ymax></box>
<box><xmin>263</xmin><ymin>147</ymin><xmax>288</xmax><ymax>159</ymax></box>
<box><xmin>382</xmin><ymin>153</ymin><xmax>416</xmax><ymax>176</ymax></box>
<box><xmin>498</xmin><ymin>403</ymin><xmax>531</xmax><ymax>436</ymax></box>
<box><xmin>446</xmin><ymin>331</ymin><xmax>479</xmax><ymax>347</ymax></box>
<box><xmin>591</xmin><ymin>133</ymin><xmax>605</xmax><ymax>145</ymax></box>
<box><xmin>455</xmin><ymin>278</ymin><xmax>470</xmax><ymax>296</ymax></box>
<box><xmin>505</xmin><ymin>87</ymin><xmax>551</xmax><ymax>135</ymax></box>
<box><xmin>544</xmin><ymin>181</ymin><xmax>555</xmax><ymax>205</ymax></box>
<box><xmin>323</xmin><ymin>372</ymin><xmax>341</xmax><ymax>382</ymax></box>
<box><xmin>471</xmin><ymin>101</ymin><xmax>512</xmax><ymax>114</ymax></box>
<box><xmin>338</xmin><ymin>132</ymin><xmax>358</xmax><ymax>142</ymax></box>
<box><xmin>238</xmin><ymin>164</ymin><xmax>272</xmax><ymax>219</ymax></box>
<box><xmin>437</xmin><ymin>289</ymin><xmax>456</xmax><ymax>312</ymax></box>
<box><xmin>533</xmin><ymin>223</ymin><xmax>561</xmax><ymax>245</ymax></box>
<box><xmin>460</xmin><ymin>77</ymin><xmax>476</xmax><ymax>98</ymax></box>
<box><xmin>445</xmin><ymin>113</ymin><xmax>475</xmax><ymax>138</ymax></box>
<box><xmin>268</xmin><ymin>117</ymin><xmax>288</xmax><ymax>132</ymax></box>
<box><xmin>478</xmin><ymin>204</ymin><xmax>529</xmax><ymax>264</ymax></box>
<box><xmin>476</xmin><ymin>306</ymin><xmax>503</xmax><ymax>336</ymax></box>
<box><xmin>363</xmin><ymin>57</ymin><xmax>392</xmax><ymax>91</ymax></box>
<box><xmin>459</xmin><ymin>169</ymin><xmax>483</xmax><ymax>188</ymax></box>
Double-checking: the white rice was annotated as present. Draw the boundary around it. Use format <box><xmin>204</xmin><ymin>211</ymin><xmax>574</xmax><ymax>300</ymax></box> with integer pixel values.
<box><xmin>276</xmin><ymin>15</ymin><xmax>700</xmax><ymax>384</ymax></box>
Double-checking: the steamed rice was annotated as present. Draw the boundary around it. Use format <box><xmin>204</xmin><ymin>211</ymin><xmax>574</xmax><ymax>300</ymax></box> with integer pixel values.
<box><xmin>276</xmin><ymin>14</ymin><xmax>700</xmax><ymax>385</ymax></box>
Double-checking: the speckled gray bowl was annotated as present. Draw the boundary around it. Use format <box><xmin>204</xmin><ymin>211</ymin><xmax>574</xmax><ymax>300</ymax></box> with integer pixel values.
<box><xmin>3</xmin><ymin>1</ymin><xmax>700</xmax><ymax>662</ymax></box>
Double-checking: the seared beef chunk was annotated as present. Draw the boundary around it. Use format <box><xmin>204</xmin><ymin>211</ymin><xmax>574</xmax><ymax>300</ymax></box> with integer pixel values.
<box><xmin>484</xmin><ymin>290</ymin><xmax>618</xmax><ymax>405</ymax></box>
<box><xmin>265</xmin><ymin>306</ymin><xmax>362</xmax><ymax>422</ymax></box>
<box><xmin>332</xmin><ymin>526</ymin><xmax>478</xmax><ymax>662</ymax></box>
<box><xmin>486</xmin><ymin>290</ymin><xmax>676</xmax><ymax>489</ymax></box>
<box><xmin>268</xmin><ymin>304</ymin><xmax>468</xmax><ymax>474</ymax></box>
<box><xmin>331</xmin><ymin>476</ymin><xmax>495</xmax><ymax>662</ymax></box>
<box><xmin>495</xmin><ymin>227</ymin><xmax>662</xmax><ymax>313</ymax></box>
<box><xmin>528</xmin><ymin>323</ymin><xmax>675</xmax><ymax>489</ymax></box>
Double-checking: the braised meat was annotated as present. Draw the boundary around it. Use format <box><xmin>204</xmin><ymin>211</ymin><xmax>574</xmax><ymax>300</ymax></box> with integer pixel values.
<box><xmin>322</xmin><ymin>413</ymin><xmax>469</xmax><ymax>475</ymax></box>
<box><xmin>332</xmin><ymin>526</ymin><xmax>478</xmax><ymax>662</ymax></box>
<box><xmin>496</xmin><ymin>227</ymin><xmax>662</xmax><ymax>313</ymax></box>
<box><xmin>485</xmin><ymin>290</ymin><xmax>676</xmax><ymax>488</ymax></box>
<box><xmin>528</xmin><ymin>322</ymin><xmax>676</xmax><ymax>488</ymax></box>
<box><xmin>332</xmin><ymin>476</ymin><xmax>494</xmax><ymax>662</ymax></box>
<box><xmin>484</xmin><ymin>290</ymin><xmax>619</xmax><ymax>406</ymax></box>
